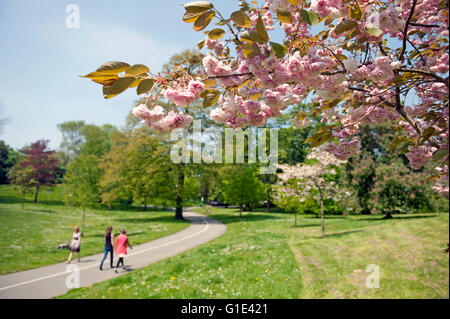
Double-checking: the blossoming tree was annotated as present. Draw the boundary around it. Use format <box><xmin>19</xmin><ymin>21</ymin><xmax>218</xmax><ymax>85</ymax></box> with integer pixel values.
<box><xmin>82</xmin><ymin>0</ymin><xmax>449</xmax><ymax>194</ymax></box>
<box><xmin>273</xmin><ymin>150</ymin><xmax>350</xmax><ymax>235</ymax></box>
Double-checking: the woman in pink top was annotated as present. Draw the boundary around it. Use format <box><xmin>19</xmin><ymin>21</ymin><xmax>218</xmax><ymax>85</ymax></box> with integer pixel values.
<box><xmin>115</xmin><ymin>229</ymin><xmax>132</xmax><ymax>273</ymax></box>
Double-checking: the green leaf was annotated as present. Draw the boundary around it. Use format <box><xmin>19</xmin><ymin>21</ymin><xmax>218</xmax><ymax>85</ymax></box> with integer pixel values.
<box><xmin>95</xmin><ymin>61</ymin><xmax>130</xmax><ymax>75</ymax></box>
<box><xmin>366</xmin><ymin>26</ymin><xmax>383</xmax><ymax>37</ymax></box>
<box><xmin>285</xmin><ymin>0</ymin><xmax>299</xmax><ymax>5</ymax></box>
<box><xmin>387</xmin><ymin>136</ymin><xmax>409</xmax><ymax>152</ymax></box>
<box><xmin>345</xmin><ymin>27</ymin><xmax>360</xmax><ymax>40</ymax></box>
<box><xmin>420</xmin><ymin>126</ymin><xmax>437</xmax><ymax>143</ymax></box>
<box><xmin>103</xmin><ymin>77</ymin><xmax>135</xmax><ymax>99</ymax></box>
<box><xmin>200</xmin><ymin>89</ymin><xmax>220</xmax><ymax>108</ymax></box>
<box><xmin>324</xmin><ymin>17</ymin><xmax>335</xmax><ymax>26</ymax></box>
<box><xmin>242</xmin><ymin>42</ymin><xmax>261</xmax><ymax>58</ymax></box>
<box><xmin>276</xmin><ymin>9</ymin><xmax>292</xmax><ymax>24</ymax></box>
<box><xmin>300</xmin><ymin>9</ymin><xmax>319</xmax><ymax>26</ymax></box>
<box><xmin>305</xmin><ymin>131</ymin><xmax>333</xmax><ymax>147</ymax></box>
<box><xmin>230</xmin><ymin>10</ymin><xmax>252</xmax><ymax>28</ymax></box>
<box><xmin>241</xmin><ymin>30</ymin><xmax>263</xmax><ymax>43</ymax></box>
<box><xmin>81</xmin><ymin>73</ymin><xmax>118</xmax><ymax>86</ymax></box>
<box><xmin>432</xmin><ymin>149</ymin><xmax>449</xmax><ymax>162</ymax></box>
<box><xmin>349</xmin><ymin>3</ymin><xmax>362</xmax><ymax>20</ymax></box>
<box><xmin>136</xmin><ymin>78</ymin><xmax>155</xmax><ymax>95</ymax></box>
<box><xmin>193</xmin><ymin>10</ymin><xmax>215</xmax><ymax>31</ymax></box>
<box><xmin>208</xmin><ymin>28</ymin><xmax>225</xmax><ymax>40</ymax></box>
<box><xmin>183</xmin><ymin>1</ymin><xmax>214</xmax><ymax>14</ymax></box>
<box><xmin>256</xmin><ymin>13</ymin><xmax>269</xmax><ymax>43</ymax></box>
<box><xmin>335</xmin><ymin>20</ymin><xmax>358</xmax><ymax>34</ymax></box>
<box><xmin>182</xmin><ymin>11</ymin><xmax>204</xmax><ymax>23</ymax></box>
<box><xmin>197</xmin><ymin>39</ymin><xmax>205</xmax><ymax>50</ymax></box>
<box><xmin>269</xmin><ymin>41</ymin><xmax>287</xmax><ymax>59</ymax></box>
<box><xmin>124</xmin><ymin>64</ymin><xmax>149</xmax><ymax>77</ymax></box>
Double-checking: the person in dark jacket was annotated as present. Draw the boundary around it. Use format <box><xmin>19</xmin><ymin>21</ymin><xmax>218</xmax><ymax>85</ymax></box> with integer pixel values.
<box><xmin>99</xmin><ymin>226</ymin><xmax>115</xmax><ymax>270</ymax></box>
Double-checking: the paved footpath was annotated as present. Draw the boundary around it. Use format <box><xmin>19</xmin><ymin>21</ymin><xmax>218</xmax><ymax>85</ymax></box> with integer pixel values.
<box><xmin>0</xmin><ymin>211</ymin><xmax>226</xmax><ymax>299</ymax></box>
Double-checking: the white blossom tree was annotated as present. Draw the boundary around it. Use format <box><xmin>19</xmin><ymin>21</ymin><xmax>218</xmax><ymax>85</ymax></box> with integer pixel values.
<box><xmin>273</xmin><ymin>150</ymin><xmax>350</xmax><ymax>236</ymax></box>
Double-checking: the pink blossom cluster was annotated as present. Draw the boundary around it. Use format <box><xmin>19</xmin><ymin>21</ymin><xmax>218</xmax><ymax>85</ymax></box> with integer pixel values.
<box><xmin>249</xmin><ymin>9</ymin><xmax>275</xmax><ymax>31</ymax></box>
<box><xmin>367</xmin><ymin>57</ymin><xmax>395</xmax><ymax>84</ymax></box>
<box><xmin>152</xmin><ymin>110</ymin><xmax>193</xmax><ymax>132</ymax></box>
<box><xmin>132</xmin><ymin>104</ymin><xmax>165</xmax><ymax>124</ymax></box>
<box><xmin>432</xmin><ymin>165</ymin><xmax>449</xmax><ymax>195</ymax></box>
<box><xmin>322</xmin><ymin>138</ymin><xmax>360</xmax><ymax>160</ymax></box>
<box><xmin>210</xmin><ymin>94</ymin><xmax>267</xmax><ymax>128</ymax></box>
<box><xmin>203</xmin><ymin>56</ymin><xmax>245</xmax><ymax>87</ymax></box>
<box><xmin>332</xmin><ymin>117</ymin><xmax>359</xmax><ymax>139</ymax></box>
<box><xmin>310</xmin><ymin>0</ymin><xmax>343</xmax><ymax>19</ymax></box>
<box><xmin>182</xmin><ymin>0</ymin><xmax>449</xmax><ymax>188</ymax></box>
<box><xmin>315</xmin><ymin>74</ymin><xmax>348</xmax><ymax>100</ymax></box>
<box><xmin>163</xmin><ymin>80</ymin><xmax>205</xmax><ymax>108</ymax></box>
<box><xmin>366</xmin><ymin>6</ymin><xmax>405</xmax><ymax>34</ymax></box>
<box><xmin>348</xmin><ymin>105</ymin><xmax>399</xmax><ymax>125</ymax></box>
<box><xmin>131</xmin><ymin>104</ymin><xmax>192</xmax><ymax>132</ymax></box>
<box><xmin>205</xmin><ymin>37</ymin><xmax>224</xmax><ymax>55</ymax></box>
<box><xmin>405</xmin><ymin>145</ymin><xmax>436</xmax><ymax>169</ymax></box>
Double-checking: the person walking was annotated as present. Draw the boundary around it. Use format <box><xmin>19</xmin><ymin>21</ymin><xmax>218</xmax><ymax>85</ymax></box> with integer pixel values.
<box><xmin>99</xmin><ymin>226</ymin><xmax>114</xmax><ymax>270</ymax></box>
<box><xmin>66</xmin><ymin>226</ymin><xmax>81</xmax><ymax>263</ymax></box>
<box><xmin>115</xmin><ymin>229</ymin><xmax>132</xmax><ymax>273</ymax></box>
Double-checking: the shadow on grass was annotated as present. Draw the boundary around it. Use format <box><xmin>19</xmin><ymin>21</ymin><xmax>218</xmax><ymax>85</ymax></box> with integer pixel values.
<box><xmin>115</xmin><ymin>215</ymin><xmax>189</xmax><ymax>224</ymax></box>
<box><xmin>0</xmin><ymin>195</ymin><xmax>66</xmax><ymax>207</ymax></box>
<box><xmin>0</xmin><ymin>194</ymin><xmax>175</xmax><ymax>214</ymax></box>
<box><xmin>324</xmin><ymin>229</ymin><xmax>362</xmax><ymax>238</ymax></box>
<box><xmin>292</xmin><ymin>223</ymin><xmax>322</xmax><ymax>228</ymax></box>
<box><xmin>202</xmin><ymin>212</ymin><xmax>284</xmax><ymax>225</ymax></box>
<box><xmin>302</xmin><ymin>229</ymin><xmax>363</xmax><ymax>239</ymax></box>
<box><xmin>356</xmin><ymin>214</ymin><xmax>438</xmax><ymax>221</ymax></box>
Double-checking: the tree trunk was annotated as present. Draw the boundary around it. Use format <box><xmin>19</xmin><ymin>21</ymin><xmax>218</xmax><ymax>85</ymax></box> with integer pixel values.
<box><xmin>436</xmin><ymin>198</ymin><xmax>440</xmax><ymax>216</ymax></box>
<box><xmin>266</xmin><ymin>195</ymin><xmax>271</xmax><ymax>213</ymax></box>
<box><xmin>34</xmin><ymin>185</ymin><xmax>40</xmax><ymax>203</ymax></box>
<box><xmin>81</xmin><ymin>205</ymin><xmax>86</xmax><ymax>237</ymax></box>
<box><xmin>239</xmin><ymin>205</ymin><xmax>243</xmax><ymax>218</ymax></box>
<box><xmin>320</xmin><ymin>195</ymin><xmax>325</xmax><ymax>237</ymax></box>
<box><xmin>383</xmin><ymin>211</ymin><xmax>393</xmax><ymax>219</ymax></box>
<box><xmin>294</xmin><ymin>211</ymin><xmax>297</xmax><ymax>227</ymax></box>
<box><xmin>21</xmin><ymin>192</ymin><xmax>25</xmax><ymax>211</ymax></box>
<box><xmin>174</xmin><ymin>164</ymin><xmax>185</xmax><ymax>220</ymax></box>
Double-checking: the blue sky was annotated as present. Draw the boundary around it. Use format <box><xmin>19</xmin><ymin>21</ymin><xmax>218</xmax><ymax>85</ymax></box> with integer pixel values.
<box><xmin>0</xmin><ymin>0</ymin><xmax>241</xmax><ymax>150</ymax></box>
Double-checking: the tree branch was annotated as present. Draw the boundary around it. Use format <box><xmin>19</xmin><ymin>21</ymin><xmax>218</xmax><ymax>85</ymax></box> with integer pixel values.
<box><xmin>399</xmin><ymin>0</ymin><xmax>418</xmax><ymax>62</ymax></box>
<box><xmin>398</xmin><ymin>68</ymin><xmax>449</xmax><ymax>88</ymax></box>
<box><xmin>409</xmin><ymin>22</ymin><xmax>440</xmax><ymax>28</ymax></box>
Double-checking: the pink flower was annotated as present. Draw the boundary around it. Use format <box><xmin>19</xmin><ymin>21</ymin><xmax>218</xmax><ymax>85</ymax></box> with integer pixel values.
<box><xmin>405</xmin><ymin>145</ymin><xmax>435</xmax><ymax>169</ymax></box>
<box><xmin>323</xmin><ymin>139</ymin><xmax>360</xmax><ymax>160</ymax></box>
<box><xmin>132</xmin><ymin>104</ymin><xmax>152</xmax><ymax>120</ymax></box>
<box><xmin>187</xmin><ymin>80</ymin><xmax>205</xmax><ymax>98</ymax></box>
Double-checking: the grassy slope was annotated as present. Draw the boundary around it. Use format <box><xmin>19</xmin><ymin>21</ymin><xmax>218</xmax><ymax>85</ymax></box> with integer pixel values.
<box><xmin>0</xmin><ymin>185</ymin><xmax>189</xmax><ymax>275</ymax></box>
<box><xmin>59</xmin><ymin>207</ymin><xmax>449</xmax><ymax>299</ymax></box>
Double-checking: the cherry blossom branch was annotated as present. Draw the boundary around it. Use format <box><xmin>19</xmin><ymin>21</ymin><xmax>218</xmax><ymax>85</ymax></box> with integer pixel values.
<box><xmin>406</xmin><ymin>37</ymin><xmax>428</xmax><ymax>68</ymax></box>
<box><xmin>409</xmin><ymin>22</ymin><xmax>440</xmax><ymax>28</ymax></box>
<box><xmin>399</xmin><ymin>0</ymin><xmax>418</xmax><ymax>62</ymax></box>
<box><xmin>203</xmin><ymin>72</ymin><xmax>254</xmax><ymax>81</ymax></box>
<box><xmin>398</xmin><ymin>68</ymin><xmax>449</xmax><ymax>88</ymax></box>
<box><xmin>322</xmin><ymin>44</ymin><xmax>347</xmax><ymax>73</ymax></box>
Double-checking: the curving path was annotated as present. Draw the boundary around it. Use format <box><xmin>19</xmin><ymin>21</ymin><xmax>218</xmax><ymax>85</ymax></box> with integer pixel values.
<box><xmin>0</xmin><ymin>211</ymin><xmax>226</xmax><ymax>299</ymax></box>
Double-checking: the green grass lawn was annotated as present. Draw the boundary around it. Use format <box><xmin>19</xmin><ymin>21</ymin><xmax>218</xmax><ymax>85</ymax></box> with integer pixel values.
<box><xmin>59</xmin><ymin>207</ymin><xmax>449</xmax><ymax>299</ymax></box>
<box><xmin>0</xmin><ymin>185</ymin><xmax>189</xmax><ymax>275</ymax></box>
